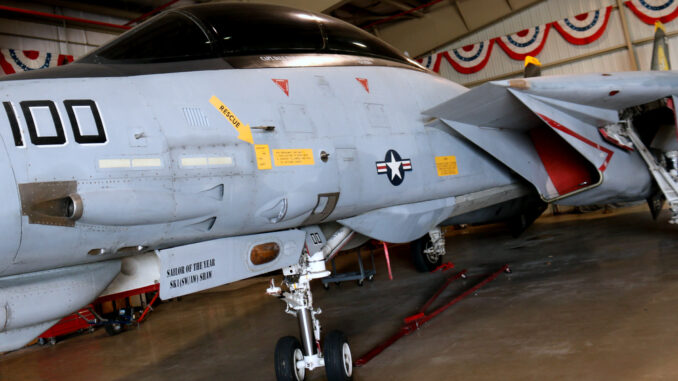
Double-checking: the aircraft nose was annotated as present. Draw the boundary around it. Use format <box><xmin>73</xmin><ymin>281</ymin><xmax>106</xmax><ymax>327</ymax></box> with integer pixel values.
<box><xmin>0</xmin><ymin>138</ymin><xmax>21</xmax><ymax>275</ymax></box>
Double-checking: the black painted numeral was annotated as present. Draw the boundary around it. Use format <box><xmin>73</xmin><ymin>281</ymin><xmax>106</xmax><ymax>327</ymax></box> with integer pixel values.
<box><xmin>20</xmin><ymin>100</ymin><xmax>66</xmax><ymax>145</ymax></box>
<box><xmin>2</xmin><ymin>102</ymin><xmax>23</xmax><ymax>146</ymax></box>
<box><xmin>2</xmin><ymin>99</ymin><xmax>107</xmax><ymax>146</ymax></box>
<box><xmin>64</xmin><ymin>100</ymin><xmax>106</xmax><ymax>144</ymax></box>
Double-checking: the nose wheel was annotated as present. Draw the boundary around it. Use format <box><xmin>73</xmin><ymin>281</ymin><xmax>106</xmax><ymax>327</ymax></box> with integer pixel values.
<box><xmin>275</xmin><ymin>336</ymin><xmax>306</xmax><ymax>381</ymax></box>
<box><xmin>274</xmin><ymin>330</ymin><xmax>353</xmax><ymax>381</ymax></box>
<box><xmin>324</xmin><ymin>330</ymin><xmax>353</xmax><ymax>381</ymax></box>
<box><xmin>268</xmin><ymin>227</ymin><xmax>356</xmax><ymax>381</ymax></box>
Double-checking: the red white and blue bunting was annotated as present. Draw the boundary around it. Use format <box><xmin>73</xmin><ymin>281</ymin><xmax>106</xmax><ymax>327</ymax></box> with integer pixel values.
<box><xmin>625</xmin><ymin>0</ymin><xmax>678</xmax><ymax>24</ymax></box>
<box><xmin>553</xmin><ymin>6</ymin><xmax>613</xmax><ymax>45</ymax></box>
<box><xmin>0</xmin><ymin>49</ymin><xmax>74</xmax><ymax>76</ymax></box>
<box><xmin>418</xmin><ymin>5</ymin><xmax>620</xmax><ymax>75</ymax></box>
<box><xmin>495</xmin><ymin>24</ymin><xmax>551</xmax><ymax>60</ymax></box>
<box><xmin>432</xmin><ymin>40</ymin><xmax>494</xmax><ymax>74</ymax></box>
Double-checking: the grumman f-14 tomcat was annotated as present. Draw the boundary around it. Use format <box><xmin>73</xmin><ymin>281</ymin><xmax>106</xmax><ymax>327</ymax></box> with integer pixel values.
<box><xmin>1</xmin><ymin>3</ymin><xmax>678</xmax><ymax>380</ymax></box>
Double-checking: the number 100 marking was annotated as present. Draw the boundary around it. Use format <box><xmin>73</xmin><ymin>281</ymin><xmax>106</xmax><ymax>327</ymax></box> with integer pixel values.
<box><xmin>2</xmin><ymin>99</ymin><xmax>107</xmax><ymax>146</ymax></box>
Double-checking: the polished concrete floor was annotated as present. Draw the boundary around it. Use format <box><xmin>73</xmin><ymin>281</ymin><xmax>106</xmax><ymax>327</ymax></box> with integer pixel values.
<box><xmin>2</xmin><ymin>205</ymin><xmax>678</xmax><ymax>380</ymax></box>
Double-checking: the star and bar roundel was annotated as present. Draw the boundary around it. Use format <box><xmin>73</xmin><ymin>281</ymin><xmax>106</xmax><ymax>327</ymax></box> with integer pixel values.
<box><xmin>376</xmin><ymin>149</ymin><xmax>412</xmax><ymax>186</ymax></box>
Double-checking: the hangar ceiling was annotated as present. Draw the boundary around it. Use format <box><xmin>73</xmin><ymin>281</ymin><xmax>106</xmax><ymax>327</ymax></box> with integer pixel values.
<box><xmin>16</xmin><ymin>0</ymin><xmax>545</xmax><ymax>57</ymax></box>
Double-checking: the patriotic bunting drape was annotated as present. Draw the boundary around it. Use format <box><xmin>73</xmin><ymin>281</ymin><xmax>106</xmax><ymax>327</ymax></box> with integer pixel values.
<box><xmin>553</xmin><ymin>6</ymin><xmax>613</xmax><ymax>45</ymax></box>
<box><xmin>624</xmin><ymin>0</ymin><xmax>678</xmax><ymax>24</ymax></box>
<box><xmin>496</xmin><ymin>25</ymin><xmax>551</xmax><ymax>60</ymax></box>
<box><xmin>434</xmin><ymin>40</ymin><xmax>494</xmax><ymax>74</ymax></box>
<box><xmin>419</xmin><ymin>3</ymin><xmax>667</xmax><ymax>75</ymax></box>
<box><xmin>0</xmin><ymin>49</ymin><xmax>73</xmax><ymax>76</ymax></box>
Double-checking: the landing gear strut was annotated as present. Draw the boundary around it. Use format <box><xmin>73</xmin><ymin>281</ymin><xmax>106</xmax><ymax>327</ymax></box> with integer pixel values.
<box><xmin>267</xmin><ymin>227</ymin><xmax>355</xmax><ymax>381</ymax></box>
<box><xmin>411</xmin><ymin>228</ymin><xmax>446</xmax><ymax>272</ymax></box>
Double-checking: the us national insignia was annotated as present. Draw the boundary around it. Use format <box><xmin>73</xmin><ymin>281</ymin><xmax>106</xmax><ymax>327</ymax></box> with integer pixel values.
<box><xmin>375</xmin><ymin>149</ymin><xmax>412</xmax><ymax>186</ymax></box>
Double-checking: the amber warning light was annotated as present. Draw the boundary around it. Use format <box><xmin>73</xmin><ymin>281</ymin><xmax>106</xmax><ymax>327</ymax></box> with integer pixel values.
<box><xmin>250</xmin><ymin>242</ymin><xmax>281</xmax><ymax>265</ymax></box>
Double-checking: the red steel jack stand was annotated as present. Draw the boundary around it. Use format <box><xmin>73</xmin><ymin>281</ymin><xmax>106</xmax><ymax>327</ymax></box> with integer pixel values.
<box><xmin>137</xmin><ymin>291</ymin><xmax>159</xmax><ymax>323</ymax></box>
<box><xmin>382</xmin><ymin>241</ymin><xmax>393</xmax><ymax>280</ymax></box>
<box><xmin>354</xmin><ymin>264</ymin><xmax>510</xmax><ymax>367</ymax></box>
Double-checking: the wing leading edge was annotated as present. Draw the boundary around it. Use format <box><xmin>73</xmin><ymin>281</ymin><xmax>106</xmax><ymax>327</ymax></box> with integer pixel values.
<box><xmin>423</xmin><ymin>72</ymin><xmax>677</xmax><ymax>204</ymax></box>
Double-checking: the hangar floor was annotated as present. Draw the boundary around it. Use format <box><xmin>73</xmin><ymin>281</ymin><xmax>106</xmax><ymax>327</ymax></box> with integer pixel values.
<box><xmin>2</xmin><ymin>205</ymin><xmax>678</xmax><ymax>381</ymax></box>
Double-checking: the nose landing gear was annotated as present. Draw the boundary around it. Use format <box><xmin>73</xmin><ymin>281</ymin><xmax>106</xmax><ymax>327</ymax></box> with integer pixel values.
<box><xmin>267</xmin><ymin>228</ymin><xmax>354</xmax><ymax>381</ymax></box>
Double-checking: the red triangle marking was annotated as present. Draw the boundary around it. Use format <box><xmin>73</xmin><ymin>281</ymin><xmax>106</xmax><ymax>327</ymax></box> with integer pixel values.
<box><xmin>356</xmin><ymin>77</ymin><xmax>369</xmax><ymax>93</ymax></box>
<box><xmin>272</xmin><ymin>79</ymin><xmax>289</xmax><ymax>96</ymax></box>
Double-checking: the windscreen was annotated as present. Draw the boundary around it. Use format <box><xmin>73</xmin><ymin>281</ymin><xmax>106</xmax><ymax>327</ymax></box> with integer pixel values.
<box><xmin>79</xmin><ymin>4</ymin><xmax>415</xmax><ymax>68</ymax></box>
<box><xmin>187</xmin><ymin>4</ymin><xmax>412</xmax><ymax>64</ymax></box>
<box><xmin>191</xmin><ymin>6</ymin><xmax>325</xmax><ymax>56</ymax></box>
<box><xmin>80</xmin><ymin>13</ymin><xmax>215</xmax><ymax>64</ymax></box>
<box><xmin>322</xmin><ymin>18</ymin><xmax>409</xmax><ymax>63</ymax></box>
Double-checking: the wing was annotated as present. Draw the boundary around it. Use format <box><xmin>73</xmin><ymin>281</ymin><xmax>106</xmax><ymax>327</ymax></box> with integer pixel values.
<box><xmin>424</xmin><ymin>71</ymin><xmax>678</xmax><ymax>204</ymax></box>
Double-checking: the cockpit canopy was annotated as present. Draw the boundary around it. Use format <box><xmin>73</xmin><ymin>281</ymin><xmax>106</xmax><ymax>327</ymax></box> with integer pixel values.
<box><xmin>79</xmin><ymin>4</ymin><xmax>417</xmax><ymax>69</ymax></box>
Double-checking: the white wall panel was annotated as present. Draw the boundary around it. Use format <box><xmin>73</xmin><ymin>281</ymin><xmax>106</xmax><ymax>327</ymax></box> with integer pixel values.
<box><xmin>0</xmin><ymin>1</ymin><xmax>123</xmax><ymax>58</ymax></box>
<box><xmin>441</xmin><ymin>7</ymin><xmax>628</xmax><ymax>85</ymax></box>
<box><xmin>542</xmin><ymin>49</ymin><xmax>633</xmax><ymax>76</ymax></box>
<box><xmin>452</xmin><ymin>0</ymin><xmax>616</xmax><ymax>47</ymax></box>
<box><xmin>427</xmin><ymin>0</ymin><xmax>660</xmax><ymax>87</ymax></box>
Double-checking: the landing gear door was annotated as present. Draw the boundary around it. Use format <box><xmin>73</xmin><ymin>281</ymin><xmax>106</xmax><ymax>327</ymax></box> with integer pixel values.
<box><xmin>0</xmin><ymin>135</ymin><xmax>21</xmax><ymax>275</ymax></box>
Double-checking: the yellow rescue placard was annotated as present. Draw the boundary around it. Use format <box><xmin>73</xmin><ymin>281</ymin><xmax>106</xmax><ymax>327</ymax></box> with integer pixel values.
<box><xmin>435</xmin><ymin>156</ymin><xmax>458</xmax><ymax>176</ymax></box>
<box><xmin>273</xmin><ymin>149</ymin><xmax>315</xmax><ymax>166</ymax></box>
<box><xmin>255</xmin><ymin>144</ymin><xmax>272</xmax><ymax>170</ymax></box>
<box><xmin>209</xmin><ymin>95</ymin><xmax>254</xmax><ymax>144</ymax></box>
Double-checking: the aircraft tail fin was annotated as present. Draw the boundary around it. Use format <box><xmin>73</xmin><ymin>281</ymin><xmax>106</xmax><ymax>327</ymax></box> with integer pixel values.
<box><xmin>524</xmin><ymin>56</ymin><xmax>542</xmax><ymax>78</ymax></box>
<box><xmin>651</xmin><ymin>21</ymin><xmax>671</xmax><ymax>71</ymax></box>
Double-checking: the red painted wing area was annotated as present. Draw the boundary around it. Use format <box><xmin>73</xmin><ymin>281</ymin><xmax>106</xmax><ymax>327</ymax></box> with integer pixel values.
<box><xmin>529</xmin><ymin>127</ymin><xmax>597</xmax><ymax>196</ymax></box>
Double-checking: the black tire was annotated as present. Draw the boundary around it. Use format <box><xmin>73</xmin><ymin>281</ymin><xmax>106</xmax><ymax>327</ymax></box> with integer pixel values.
<box><xmin>274</xmin><ymin>336</ymin><xmax>305</xmax><ymax>381</ymax></box>
<box><xmin>323</xmin><ymin>330</ymin><xmax>353</xmax><ymax>381</ymax></box>
<box><xmin>411</xmin><ymin>235</ymin><xmax>442</xmax><ymax>272</ymax></box>
<box><xmin>105</xmin><ymin>323</ymin><xmax>123</xmax><ymax>336</ymax></box>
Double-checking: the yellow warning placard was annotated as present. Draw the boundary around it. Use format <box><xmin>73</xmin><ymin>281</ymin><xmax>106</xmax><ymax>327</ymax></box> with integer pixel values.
<box><xmin>273</xmin><ymin>149</ymin><xmax>315</xmax><ymax>166</ymax></box>
<box><xmin>435</xmin><ymin>156</ymin><xmax>458</xmax><ymax>176</ymax></box>
<box><xmin>255</xmin><ymin>144</ymin><xmax>272</xmax><ymax>170</ymax></box>
<box><xmin>209</xmin><ymin>95</ymin><xmax>254</xmax><ymax>144</ymax></box>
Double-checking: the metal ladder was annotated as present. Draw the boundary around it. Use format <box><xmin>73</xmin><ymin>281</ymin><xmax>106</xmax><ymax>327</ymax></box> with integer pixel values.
<box><xmin>623</xmin><ymin>120</ymin><xmax>678</xmax><ymax>223</ymax></box>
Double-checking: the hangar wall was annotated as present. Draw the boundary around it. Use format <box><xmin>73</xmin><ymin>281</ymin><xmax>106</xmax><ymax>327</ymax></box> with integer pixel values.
<box><xmin>0</xmin><ymin>0</ymin><xmax>675</xmax><ymax>87</ymax></box>
<box><xmin>0</xmin><ymin>1</ymin><xmax>121</xmax><ymax>58</ymax></box>
<box><xmin>425</xmin><ymin>0</ymin><xmax>678</xmax><ymax>87</ymax></box>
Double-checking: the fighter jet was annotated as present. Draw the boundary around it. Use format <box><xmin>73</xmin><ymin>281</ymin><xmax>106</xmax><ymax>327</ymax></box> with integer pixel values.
<box><xmin>0</xmin><ymin>3</ymin><xmax>677</xmax><ymax>381</ymax></box>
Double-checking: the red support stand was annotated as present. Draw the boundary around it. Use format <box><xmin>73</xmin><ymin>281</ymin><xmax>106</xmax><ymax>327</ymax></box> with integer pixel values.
<box><xmin>354</xmin><ymin>264</ymin><xmax>509</xmax><ymax>367</ymax></box>
<box><xmin>137</xmin><ymin>291</ymin><xmax>159</xmax><ymax>323</ymax></box>
<box><xmin>382</xmin><ymin>241</ymin><xmax>394</xmax><ymax>280</ymax></box>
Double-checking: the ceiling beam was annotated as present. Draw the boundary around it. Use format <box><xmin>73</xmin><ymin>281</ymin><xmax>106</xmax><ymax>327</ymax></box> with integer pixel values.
<box><xmin>28</xmin><ymin>0</ymin><xmax>140</xmax><ymax>20</ymax></box>
<box><xmin>322</xmin><ymin>0</ymin><xmax>352</xmax><ymax>13</ymax></box>
<box><xmin>382</xmin><ymin>0</ymin><xmax>425</xmax><ymax>17</ymax></box>
<box><xmin>451</xmin><ymin>0</ymin><xmax>470</xmax><ymax>32</ymax></box>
